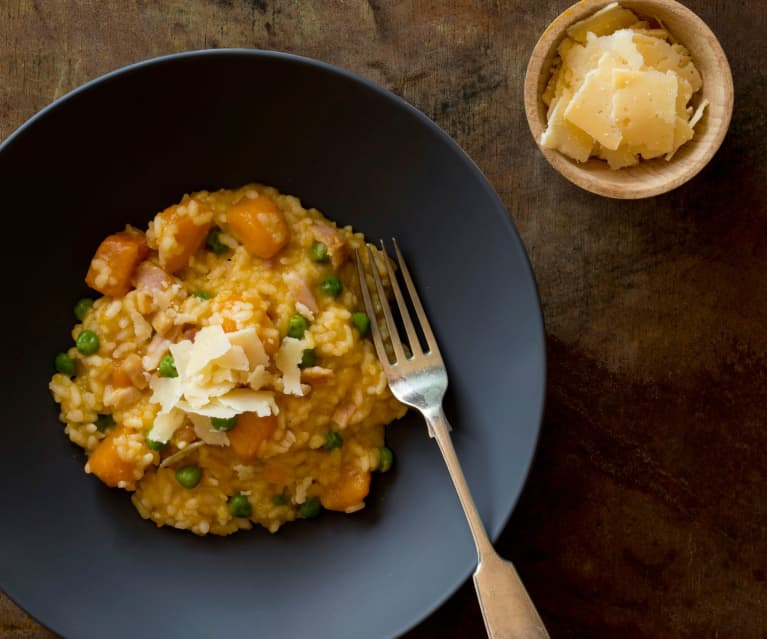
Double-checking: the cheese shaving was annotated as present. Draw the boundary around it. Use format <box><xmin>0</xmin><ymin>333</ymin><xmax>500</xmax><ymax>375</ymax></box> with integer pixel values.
<box><xmin>187</xmin><ymin>413</ymin><xmax>230</xmax><ymax>446</ymax></box>
<box><xmin>541</xmin><ymin>3</ymin><xmax>707</xmax><ymax>168</ymax></box>
<box><xmin>149</xmin><ymin>376</ymin><xmax>182</xmax><ymax>414</ymax></box>
<box><xmin>226</xmin><ymin>327</ymin><xmax>268</xmax><ymax>368</ymax></box>
<box><xmin>689</xmin><ymin>98</ymin><xmax>709</xmax><ymax>128</ymax></box>
<box><xmin>147</xmin><ymin>408</ymin><xmax>185</xmax><ymax>444</ymax></box>
<box><xmin>212</xmin><ymin>344</ymin><xmax>250</xmax><ymax>372</ymax></box>
<box><xmin>177</xmin><ymin>399</ymin><xmax>238</xmax><ymax>419</ymax></box>
<box><xmin>185</xmin><ymin>325</ymin><xmax>231</xmax><ymax>375</ymax></box>
<box><xmin>148</xmin><ymin>324</ymin><xmax>279</xmax><ymax>446</ymax></box>
<box><xmin>248</xmin><ymin>365</ymin><xmax>271</xmax><ymax>390</ymax></box>
<box><xmin>218</xmin><ymin>389</ymin><xmax>279</xmax><ymax>417</ymax></box>
<box><xmin>275</xmin><ymin>336</ymin><xmax>307</xmax><ymax>396</ymax></box>
<box><xmin>169</xmin><ymin>340</ymin><xmax>193</xmax><ymax>377</ymax></box>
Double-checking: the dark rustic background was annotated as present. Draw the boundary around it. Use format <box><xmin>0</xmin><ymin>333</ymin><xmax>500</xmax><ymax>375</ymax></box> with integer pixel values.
<box><xmin>2</xmin><ymin>1</ymin><xmax>766</xmax><ymax>637</ymax></box>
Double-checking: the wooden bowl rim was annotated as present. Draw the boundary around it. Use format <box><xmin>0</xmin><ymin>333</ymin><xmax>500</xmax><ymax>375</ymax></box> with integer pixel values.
<box><xmin>524</xmin><ymin>0</ymin><xmax>734</xmax><ymax>199</ymax></box>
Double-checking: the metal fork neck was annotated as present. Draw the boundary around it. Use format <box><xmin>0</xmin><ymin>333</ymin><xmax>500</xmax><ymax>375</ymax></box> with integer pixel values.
<box><xmin>425</xmin><ymin>407</ymin><xmax>495</xmax><ymax>562</ymax></box>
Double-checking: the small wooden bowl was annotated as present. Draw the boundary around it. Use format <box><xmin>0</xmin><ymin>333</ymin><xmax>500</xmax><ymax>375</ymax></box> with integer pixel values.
<box><xmin>524</xmin><ymin>0</ymin><xmax>734</xmax><ymax>199</ymax></box>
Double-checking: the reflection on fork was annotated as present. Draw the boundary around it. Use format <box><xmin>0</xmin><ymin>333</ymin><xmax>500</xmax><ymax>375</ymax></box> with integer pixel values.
<box><xmin>356</xmin><ymin>239</ymin><xmax>549</xmax><ymax>639</ymax></box>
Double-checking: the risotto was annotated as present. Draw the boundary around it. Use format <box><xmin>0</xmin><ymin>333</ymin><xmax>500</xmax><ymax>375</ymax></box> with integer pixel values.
<box><xmin>49</xmin><ymin>184</ymin><xmax>406</xmax><ymax>535</ymax></box>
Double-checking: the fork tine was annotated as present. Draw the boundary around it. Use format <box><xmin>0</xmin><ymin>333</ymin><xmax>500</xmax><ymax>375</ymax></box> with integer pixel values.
<box><xmin>392</xmin><ymin>238</ymin><xmax>441</xmax><ymax>356</ymax></box>
<box><xmin>355</xmin><ymin>248</ymin><xmax>390</xmax><ymax>366</ymax></box>
<box><xmin>365</xmin><ymin>244</ymin><xmax>406</xmax><ymax>362</ymax></box>
<box><xmin>380</xmin><ymin>240</ymin><xmax>422</xmax><ymax>357</ymax></box>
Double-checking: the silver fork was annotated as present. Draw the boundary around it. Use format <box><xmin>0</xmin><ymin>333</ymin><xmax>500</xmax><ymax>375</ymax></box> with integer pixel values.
<box><xmin>356</xmin><ymin>239</ymin><xmax>549</xmax><ymax>639</ymax></box>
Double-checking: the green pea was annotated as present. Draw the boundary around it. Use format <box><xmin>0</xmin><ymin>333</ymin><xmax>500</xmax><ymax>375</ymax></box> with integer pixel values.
<box><xmin>351</xmin><ymin>311</ymin><xmax>370</xmax><ymax>337</ymax></box>
<box><xmin>298</xmin><ymin>497</ymin><xmax>322</xmax><ymax>519</ymax></box>
<box><xmin>228</xmin><ymin>493</ymin><xmax>252</xmax><ymax>518</ymax></box>
<box><xmin>211</xmin><ymin>416</ymin><xmax>237</xmax><ymax>431</ymax></box>
<box><xmin>54</xmin><ymin>352</ymin><xmax>76</xmax><ymax>376</ymax></box>
<box><xmin>309</xmin><ymin>241</ymin><xmax>329</xmax><ymax>263</ymax></box>
<box><xmin>323</xmin><ymin>431</ymin><xmax>343</xmax><ymax>451</ymax></box>
<box><xmin>74</xmin><ymin>298</ymin><xmax>94</xmax><ymax>321</ymax></box>
<box><xmin>95</xmin><ymin>414</ymin><xmax>116</xmax><ymax>432</ymax></box>
<box><xmin>287</xmin><ymin>313</ymin><xmax>309</xmax><ymax>339</ymax></box>
<box><xmin>299</xmin><ymin>348</ymin><xmax>316</xmax><ymax>369</ymax></box>
<box><xmin>272</xmin><ymin>493</ymin><xmax>288</xmax><ymax>506</ymax></box>
<box><xmin>158</xmin><ymin>354</ymin><xmax>178</xmax><ymax>378</ymax></box>
<box><xmin>206</xmin><ymin>227</ymin><xmax>229</xmax><ymax>254</ymax></box>
<box><xmin>176</xmin><ymin>465</ymin><xmax>202</xmax><ymax>489</ymax></box>
<box><xmin>193</xmin><ymin>290</ymin><xmax>212</xmax><ymax>300</ymax></box>
<box><xmin>146</xmin><ymin>435</ymin><xmax>167</xmax><ymax>451</ymax></box>
<box><xmin>320</xmin><ymin>275</ymin><xmax>342</xmax><ymax>297</ymax></box>
<box><xmin>76</xmin><ymin>330</ymin><xmax>100</xmax><ymax>355</ymax></box>
<box><xmin>379</xmin><ymin>446</ymin><xmax>393</xmax><ymax>472</ymax></box>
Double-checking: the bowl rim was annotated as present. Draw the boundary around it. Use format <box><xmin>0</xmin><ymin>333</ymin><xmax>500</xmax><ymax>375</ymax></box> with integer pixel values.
<box><xmin>0</xmin><ymin>48</ymin><xmax>548</xmax><ymax>639</ymax></box>
<box><xmin>523</xmin><ymin>0</ymin><xmax>735</xmax><ymax>199</ymax></box>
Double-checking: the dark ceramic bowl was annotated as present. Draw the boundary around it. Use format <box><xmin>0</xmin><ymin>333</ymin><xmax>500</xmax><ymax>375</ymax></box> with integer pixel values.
<box><xmin>0</xmin><ymin>50</ymin><xmax>545</xmax><ymax>639</ymax></box>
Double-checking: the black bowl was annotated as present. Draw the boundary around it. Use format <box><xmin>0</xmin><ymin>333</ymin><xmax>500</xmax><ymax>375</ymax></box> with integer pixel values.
<box><xmin>0</xmin><ymin>50</ymin><xmax>545</xmax><ymax>639</ymax></box>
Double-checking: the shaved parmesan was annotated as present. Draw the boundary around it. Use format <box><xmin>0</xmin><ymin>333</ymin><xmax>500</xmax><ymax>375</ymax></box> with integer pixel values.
<box><xmin>187</xmin><ymin>413</ymin><xmax>230</xmax><ymax>446</ymax></box>
<box><xmin>612</xmin><ymin>68</ymin><xmax>678</xmax><ymax>156</ymax></box>
<box><xmin>182</xmin><ymin>374</ymin><xmax>234</xmax><ymax>407</ymax></box>
<box><xmin>218</xmin><ymin>389</ymin><xmax>279</xmax><ymax>417</ymax></box>
<box><xmin>541</xmin><ymin>92</ymin><xmax>594</xmax><ymax>162</ymax></box>
<box><xmin>597</xmin><ymin>142</ymin><xmax>639</xmax><ymax>169</ymax></box>
<box><xmin>149</xmin><ymin>376</ymin><xmax>182</xmax><ymax>414</ymax></box>
<box><xmin>169</xmin><ymin>340</ymin><xmax>193</xmax><ymax>377</ymax></box>
<box><xmin>665</xmin><ymin>116</ymin><xmax>694</xmax><ymax>160</ymax></box>
<box><xmin>212</xmin><ymin>344</ymin><xmax>250</xmax><ymax>372</ymax></box>
<box><xmin>566</xmin><ymin>2</ymin><xmax>638</xmax><ymax>43</ymax></box>
<box><xmin>596</xmin><ymin>29</ymin><xmax>643</xmax><ymax>70</ymax></box>
<box><xmin>676</xmin><ymin>77</ymin><xmax>693</xmax><ymax>118</ymax></box>
<box><xmin>248</xmin><ymin>365</ymin><xmax>271</xmax><ymax>390</ymax></box>
<box><xmin>185</xmin><ymin>325</ymin><xmax>231</xmax><ymax>375</ymax></box>
<box><xmin>540</xmin><ymin>2</ymin><xmax>706</xmax><ymax>168</ymax></box>
<box><xmin>226</xmin><ymin>327</ymin><xmax>268</xmax><ymax>369</ymax></box>
<box><xmin>178</xmin><ymin>399</ymin><xmax>238</xmax><ymax>419</ymax></box>
<box><xmin>560</xmin><ymin>37</ymin><xmax>604</xmax><ymax>92</ymax></box>
<box><xmin>148</xmin><ymin>408</ymin><xmax>185</xmax><ymax>444</ymax></box>
<box><xmin>148</xmin><ymin>322</ymin><xmax>278</xmax><ymax>438</ymax></box>
<box><xmin>565</xmin><ymin>53</ymin><xmax>624</xmax><ymax>150</ymax></box>
<box><xmin>276</xmin><ymin>337</ymin><xmax>306</xmax><ymax>396</ymax></box>
<box><xmin>689</xmin><ymin>98</ymin><xmax>709</xmax><ymax>128</ymax></box>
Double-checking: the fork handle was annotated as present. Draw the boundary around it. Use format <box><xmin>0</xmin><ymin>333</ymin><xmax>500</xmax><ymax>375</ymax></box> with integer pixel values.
<box><xmin>473</xmin><ymin>553</ymin><xmax>550</xmax><ymax>639</ymax></box>
<box><xmin>425</xmin><ymin>407</ymin><xmax>549</xmax><ymax>639</ymax></box>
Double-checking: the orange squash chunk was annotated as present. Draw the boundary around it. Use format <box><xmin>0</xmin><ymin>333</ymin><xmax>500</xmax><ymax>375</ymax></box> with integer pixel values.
<box><xmin>226</xmin><ymin>195</ymin><xmax>290</xmax><ymax>259</ymax></box>
<box><xmin>320</xmin><ymin>469</ymin><xmax>371</xmax><ymax>512</ymax></box>
<box><xmin>85</xmin><ymin>230</ymin><xmax>149</xmax><ymax>297</ymax></box>
<box><xmin>156</xmin><ymin>200</ymin><xmax>213</xmax><ymax>273</ymax></box>
<box><xmin>110</xmin><ymin>366</ymin><xmax>131</xmax><ymax>388</ymax></box>
<box><xmin>228</xmin><ymin>413</ymin><xmax>278</xmax><ymax>461</ymax></box>
<box><xmin>87</xmin><ymin>426</ymin><xmax>136</xmax><ymax>488</ymax></box>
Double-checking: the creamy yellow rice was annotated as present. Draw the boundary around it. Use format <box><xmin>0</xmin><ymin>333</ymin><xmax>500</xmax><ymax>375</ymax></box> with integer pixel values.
<box><xmin>49</xmin><ymin>183</ymin><xmax>406</xmax><ymax>535</ymax></box>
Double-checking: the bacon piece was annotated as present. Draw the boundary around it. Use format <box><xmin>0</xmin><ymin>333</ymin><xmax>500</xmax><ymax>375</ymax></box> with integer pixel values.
<box><xmin>331</xmin><ymin>402</ymin><xmax>357</xmax><ymax>428</ymax></box>
<box><xmin>311</xmin><ymin>224</ymin><xmax>349</xmax><ymax>269</ymax></box>
<box><xmin>301</xmin><ymin>366</ymin><xmax>335</xmax><ymax>384</ymax></box>
<box><xmin>285</xmin><ymin>272</ymin><xmax>319</xmax><ymax>314</ymax></box>
<box><xmin>134</xmin><ymin>261</ymin><xmax>174</xmax><ymax>293</ymax></box>
<box><xmin>141</xmin><ymin>333</ymin><xmax>171</xmax><ymax>372</ymax></box>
